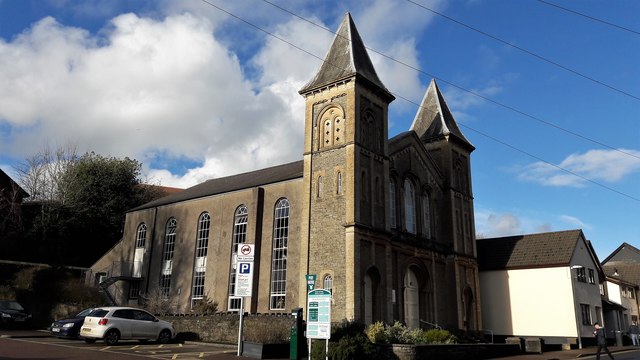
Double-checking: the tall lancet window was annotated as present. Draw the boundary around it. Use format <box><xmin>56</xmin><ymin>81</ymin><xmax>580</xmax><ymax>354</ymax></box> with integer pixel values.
<box><xmin>404</xmin><ymin>179</ymin><xmax>416</xmax><ymax>234</ymax></box>
<box><xmin>159</xmin><ymin>218</ymin><xmax>177</xmax><ymax>298</ymax></box>
<box><xmin>228</xmin><ymin>205</ymin><xmax>248</xmax><ymax>311</ymax></box>
<box><xmin>389</xmin><ymin>180</ymin><xmax>397</xmax><ymax>228</ymax></box>
<box><xmin>270</xmin><ymin>198</ymin><xmax>289</xmax><ymax>310</ymax></box>
<box><xmin>422</xmin><ymin>192</ymin><xmax>432</xmax><ymax>238</ymax></box>
<box><xmin>191</xmin><ymin>212</ymin><xmax>210</xmax><ymax>308</ymax></box>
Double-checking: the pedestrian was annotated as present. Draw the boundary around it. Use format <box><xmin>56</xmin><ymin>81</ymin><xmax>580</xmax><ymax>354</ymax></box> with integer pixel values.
<box><xmin>629</xmin><ymin>321</ymin><xmax>640</xmax><ymax>346</ymax></box>
<box><xmin>594</xmin><ymin>323</ymin><xmax>615</xmax><ymax>360</ymax></box>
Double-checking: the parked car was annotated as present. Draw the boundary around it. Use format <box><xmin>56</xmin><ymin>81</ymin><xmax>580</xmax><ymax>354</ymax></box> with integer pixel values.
<box><xmin>0</xmin><ymin>300</ymin><xmax>32</xmax><ymax>327</ymax></box>
<box><xmin>49</xmin><ymin>308</ymin><xmax>94</xmax><ymax>338</ymax></box>
<box><xmin>80</xmin><ymin>306</ymin><xmax>175</xmax><ymax>345</ymax></box>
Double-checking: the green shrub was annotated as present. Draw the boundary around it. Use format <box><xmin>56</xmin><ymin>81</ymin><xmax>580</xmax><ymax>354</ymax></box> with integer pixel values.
<box><xmin>365</xmin><ymin>321</ymin><xmax>386</xmax><ymax>343</ymax></box>
<box><xmin>365</xmin><ymin>321</ymin><xmax>458</xmax><ymax>345</ymax></box>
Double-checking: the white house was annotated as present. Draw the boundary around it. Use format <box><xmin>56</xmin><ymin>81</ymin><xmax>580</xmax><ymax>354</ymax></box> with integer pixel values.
<box><xmin>477</xmin><ymin>229</ymin><xmax>604</xmax><ymax>348</ymax></box>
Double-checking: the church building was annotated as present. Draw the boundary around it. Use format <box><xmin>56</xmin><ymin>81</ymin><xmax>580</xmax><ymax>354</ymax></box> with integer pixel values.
<box><xmin>89</xmin><ymin>13</ymin><xmax>481</xmax><ymax>331</ymax></box>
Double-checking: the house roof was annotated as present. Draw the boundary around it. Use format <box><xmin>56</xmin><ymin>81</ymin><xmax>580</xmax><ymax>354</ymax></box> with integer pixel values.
<box><xmin>602</xmin><ymin>242</ymin><xmax>640</xmax><ymax>264</ymax></box>
<box><xmin>299</xmin><ymin>12</ymin><xmax>393</xmax><ymax>100</ymax></box>
<box><xmin>129</xmin><ymin>160</ymin><xmax>303</xmax><ymax>212</ymax></box>
<box><xmin>0</xmin><ymin>168</ymin><xmax>29</xmax><ymax>199</ymax></box>
<box><xmin>602</xmin><ymin>262</ymin><xmax>640</xmax><ymax>287</ymax></box>
<box><xmin>410</xmin><ymin>79</ymin><xmax>474</xmax><ymax>151</ymax></box>
<box><xmin>477</xmin><ymin>229</ymin><xmax>585</xmax><ymax>271</ymax></box>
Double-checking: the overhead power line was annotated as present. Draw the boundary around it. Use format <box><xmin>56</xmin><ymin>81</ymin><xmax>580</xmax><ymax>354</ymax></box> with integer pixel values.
<box><xmin>197</xmin><ymin>0</ymin><xmax>640</xmax><ymax>203</ymax></box>
<box><xmin>258</xmin><ymin>0</ymin><xmax>640</xmax><ymax>162</ymax></box>
<box><xmin>537</xmin><ymin>0</ymin><xmax>640</xmax><ymax>36</ymax></box>
<box><xmin>405</xmin><ymin>0</ymin><xmax>640</xmax><ymax>102</ymax></box>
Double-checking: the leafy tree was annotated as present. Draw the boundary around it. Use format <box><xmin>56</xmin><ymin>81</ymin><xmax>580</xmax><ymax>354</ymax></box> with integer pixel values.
<box><xmin>14</xmin><ymin>146</ymin><xmax>163</xmax><ymax>267</ymax></box>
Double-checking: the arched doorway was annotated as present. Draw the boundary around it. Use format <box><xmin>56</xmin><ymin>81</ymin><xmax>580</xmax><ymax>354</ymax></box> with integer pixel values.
<box><xmin>404</xmin><ymin>267</ymin><xmax>420</xmax><ymax>329</ymax></box>
<box><xmin>364</xmin><ymin>267</ymin><xmax>381</xmax><ymax>325</ymax></box>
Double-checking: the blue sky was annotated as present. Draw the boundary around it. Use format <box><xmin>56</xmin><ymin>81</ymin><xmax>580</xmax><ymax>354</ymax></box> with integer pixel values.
<box><xmin>0</xmin><ymin>0</ymin><xmax>638</xmax><ymax>260</ymax></box>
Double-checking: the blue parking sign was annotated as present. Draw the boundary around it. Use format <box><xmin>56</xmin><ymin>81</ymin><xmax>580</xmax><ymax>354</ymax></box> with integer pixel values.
<box><xmin>239</xmin><ymin>263</ymin><xmax>251</xmax><ymax>274</ymax></box>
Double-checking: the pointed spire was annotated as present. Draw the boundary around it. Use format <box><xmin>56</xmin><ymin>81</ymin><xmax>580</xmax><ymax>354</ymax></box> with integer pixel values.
<box><xmin>299</xmin><ymin>12</ymin><xmax>393</xmax><ymax>99</ymax></box>
<box><xmin>410</xmin><ymin>79</ymin><xmax>474</xmax><ymax>150</ymax></box>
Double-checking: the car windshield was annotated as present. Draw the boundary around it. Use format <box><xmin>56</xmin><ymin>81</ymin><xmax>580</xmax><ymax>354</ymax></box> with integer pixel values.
<box><xmin>77</xmin><ymin>308</ymin><xmax>94</xmax><ymax>317</ymax></box>
<box><xmin>0</xmin><ymin>301</ymin><xmax>24</xmax><ymax>311</ymax></box>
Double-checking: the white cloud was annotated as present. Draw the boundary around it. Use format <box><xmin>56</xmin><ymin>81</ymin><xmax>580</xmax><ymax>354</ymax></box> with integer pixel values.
<box><xmin>518</xmin><ymin>149</ymin><xmax>640</xmax><ymax>187</ymax></box>
<box><xmin>558</xmin><ymin>214</ymin><xmax>590</xmax><ymax>230</ymax></box>
<box><xmin>0</xmin><ymin>2</ymin><xmax>445</xmax><ymax>189</ymax></box>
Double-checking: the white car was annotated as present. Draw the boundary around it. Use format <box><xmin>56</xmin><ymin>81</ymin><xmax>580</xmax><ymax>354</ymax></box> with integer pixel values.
<box><xmin>80</xmin><ymin>307</ymin><xmax>176</xmax><ymax>345</ymax></box>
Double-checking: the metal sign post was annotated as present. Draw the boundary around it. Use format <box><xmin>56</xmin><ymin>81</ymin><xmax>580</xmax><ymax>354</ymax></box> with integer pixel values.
<box><xmin>235</xmin><ymin>244</ymin><xmax>255</xmax><ymax>356</ymax></box>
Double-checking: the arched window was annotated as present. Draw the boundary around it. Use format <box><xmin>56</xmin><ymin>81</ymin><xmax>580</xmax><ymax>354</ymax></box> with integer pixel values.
<box><xmin>270</xmin><ymin>198</ymin><xmax>289</xmax><ymax>310</ymax></box>
<box><xmin>404</xmin><ymin>179</ymin><xmax>416</xmax><ymax>234</ymax></box>
<box><xmin>323</xmin><ymin>274</ymin><xmax>333</xmax><ymax>293</ymax></box>
<box><xmin>192</xmin><ymin>212</ymin><xmax>210</xmax><ymax>307</ymax></box>
<box><xmin>228</xmin><ymin>206</ymin><xmax>248</xmax><ymax>311</ymax></box>
<box><xmin>135</xmin><ymin>224</ymin><xmax>147</xmax><ymax>248</ymax></box>
<box><xmin>159</xmin><ymin>218</ymin><xmax>177</xmax><ymax>298</ymax></box>
<box><xmin>422</xmin><ymin>192</ymin><xmax>431</xmax><ymax>238</ymax></box>
<box><xmin>133</xmin><ymin>223</ymin><xmax>147</xmax><ymax>278</ymax></box>
<box><xmin>389</xmin><ymin>180</ymin><xmax>396</xmax><ymax>228</ymax></box>
<box><xmin>336</xmin><ymin>172</ymin><xmax>342</xmax><ymax>195</ymax></box>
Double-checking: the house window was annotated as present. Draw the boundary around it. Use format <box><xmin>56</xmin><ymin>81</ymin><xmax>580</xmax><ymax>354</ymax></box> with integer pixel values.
<box><xmin>576</xmin><ymin>267</ymin><xmax>587</xmax><ymax>283</ymax></box>
<box><xmin>160</xmin><ymin>218</ymin><xmax>177</xmax><ymax>298</ymax></box>
<box><xmin>403</xmin><ymin>179</ymin><xmax>416</xmax><ymax>234</ymax></box>
<box><xmin>192</xmin><ymin>212</ymin><xmax>210</xmax><ymax>307</ymax></box>
<box><xmin>323</xmin><ymin>274</ymin><xmax>333</xmax><ymax>293</ymax></box>
<box><xmin>270</xmin><ymin>198</ymin><xmax>289</xmax><ymax>310</ymax></box>
<box><xmin>599</xmin><ymin>284</ymin><xmax>605</xmax><ymax>296</ymax></box>
<box><xmin>580</xmin><ymin>304</ymin><xmax>591</xmax><ymax>325</ymax></box>
<box><xmin>228</xmin><ymin>206</ymin><xmax>248</xmax><ymax>312</ymax></box>
<box><xmin>389</xmin><ymin>180</ymin><xmax>396</xmax><ymax>228</ymax></box>
<box><xmin>588</xmin><ymin>269</ymin><xmax>595</xmax><ymax>284</ymax></box>
<box><xmin>128</xmin><ymin>282</ymin><xmax>139</xmax><ymax>300</ymax></box>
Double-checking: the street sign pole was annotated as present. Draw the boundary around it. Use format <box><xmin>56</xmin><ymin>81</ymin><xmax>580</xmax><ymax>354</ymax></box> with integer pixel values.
<box><xmin>237</xmin><ymin>297</ymin><xmax>243</xmax><ymax>356</ymax></box>
<box><xmin>235</xmin><ymin>244</ymin><xmax>255</xmax><ymax>357</ymax></box>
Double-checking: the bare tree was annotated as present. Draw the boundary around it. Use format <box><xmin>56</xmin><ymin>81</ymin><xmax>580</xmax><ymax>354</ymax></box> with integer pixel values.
<box><xmin>14</xmin><ymin>143</ymin><xmax>79</xmax><ymax>203</ymax></box>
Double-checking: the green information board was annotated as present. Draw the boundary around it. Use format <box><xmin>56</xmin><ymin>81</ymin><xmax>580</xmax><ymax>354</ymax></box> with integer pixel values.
<box><xmin>306</xmin><ymin>289</ymin><xmax>331</xmax><ymax>339</ymax></box>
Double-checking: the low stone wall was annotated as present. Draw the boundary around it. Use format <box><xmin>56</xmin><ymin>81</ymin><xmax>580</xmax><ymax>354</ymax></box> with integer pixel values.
<box><xmin>159</xmin><ymin>313</ymin><xmax>294</xmax><ymax>344</ymax></box>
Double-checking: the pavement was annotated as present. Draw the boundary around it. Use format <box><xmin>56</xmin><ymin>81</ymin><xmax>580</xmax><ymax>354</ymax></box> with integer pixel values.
<box><xmin>1</xmin><ymin>329</ymin><xmax>638</xmax><ymax>360</ymax></box>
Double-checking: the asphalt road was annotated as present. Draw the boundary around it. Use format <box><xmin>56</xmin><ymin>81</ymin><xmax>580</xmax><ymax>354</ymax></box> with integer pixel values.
<box><xmin>0</xmin><ymin>336</ymin><xmax>241</xmax><ymax>360</ymax></box>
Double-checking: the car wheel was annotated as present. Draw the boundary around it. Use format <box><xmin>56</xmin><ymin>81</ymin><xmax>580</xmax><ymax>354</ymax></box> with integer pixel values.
<box><xmin>157</xmin><ymin>329</ymin><xmax>172</xmax><ymax>344</ymax></box>
<box><xmin>104</xmin><ymin>329</ymin><xmax>120</xmax><ymax>346</ymax></box>
<box><xmin>84</xmin><ymin>338</ymin><xmax>97</xmax><ymax>344</ymax></box>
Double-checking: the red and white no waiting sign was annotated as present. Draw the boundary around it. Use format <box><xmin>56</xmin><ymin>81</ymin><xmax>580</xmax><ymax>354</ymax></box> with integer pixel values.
<box><xmin>237</xmin><ymin>243</ymin><xmax>255</xmax><ymax>261</ymax></box>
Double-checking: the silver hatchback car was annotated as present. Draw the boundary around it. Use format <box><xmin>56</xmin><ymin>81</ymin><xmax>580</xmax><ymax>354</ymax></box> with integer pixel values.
<box><xmin>80</xmin><ymin>307</ymin><xmax>176</xmax><ymax>345</ymax></box>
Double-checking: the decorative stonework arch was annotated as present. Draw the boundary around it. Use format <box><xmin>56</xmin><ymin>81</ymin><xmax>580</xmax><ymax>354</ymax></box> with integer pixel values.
<box><xmin>462</xmin><ymin>285</ymin><xmax>476</xmax><ymax>331</ymax></box>
<box><xmin>402</xmin><ymin>261</ymin><xmax>433</xmax><ymax>329</ymax></box>
<box><xmin>317</xmin><ymin>104</ymin><xmax>346</xmax><ymax>149</ymax></box>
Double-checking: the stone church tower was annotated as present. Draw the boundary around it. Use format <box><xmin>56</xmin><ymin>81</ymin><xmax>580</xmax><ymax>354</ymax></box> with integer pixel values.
<box><xmin>298</xmin><ymin>13</ymin><xmax>395</xmax><ymax>321</ymax></box>
<box><xmin>296</xmin><ymin>13</ymin><xmax>481</xmax><ymax>330</ymax></box>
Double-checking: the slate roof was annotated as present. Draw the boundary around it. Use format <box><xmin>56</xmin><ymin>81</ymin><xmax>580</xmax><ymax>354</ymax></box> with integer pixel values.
<box><xmin>299</xmin><ymin>12</ymin><xmax>393</xmax><ymax>100</ymax></box>
<box><xmin>602</xmin><ymin>262</ymin><xmax>640</xmax><ymax>286</ymax></box>
<box><xmin>129</xmin><ymin>160</ymin><xmax>303</xmax><ymax>212</ymax></box>
<box><xmin>410</xmin><ymin>79</ymin><xmax>474</xmax><ymax>150</ymax></box>
<box><xmin>477</xmin><ymin>229</ymin><xmax>584</xmax><ymax>271</ymax></box>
